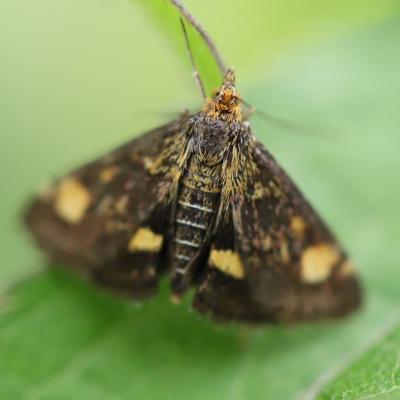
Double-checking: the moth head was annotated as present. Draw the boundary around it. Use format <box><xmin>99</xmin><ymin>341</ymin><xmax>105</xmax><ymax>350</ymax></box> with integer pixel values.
<box><xmin>214</xmin><ymin>69</ymin><xmax>238</xmax><ymax>107</ymax></box>
<box><xmin>204</xmin><ymin>68</ymin><xmax>242</xmax><ymax>121</ymax></box>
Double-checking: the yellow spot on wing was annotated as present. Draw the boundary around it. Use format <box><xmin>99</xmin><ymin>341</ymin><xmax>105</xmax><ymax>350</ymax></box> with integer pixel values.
<box><xmin>99</xmin><ymin>166</ymin><xmax>119</xmax><ymax>183</ymax></box>
<box><xmin>291</xmin><ymin>216</ymin><xmax>306</xmax><ymax>238</ymax></box>
<box><xmin>127</xmin><ymin>227</ymin><xmax>163</xmax><ymax>253</ymax></box>
<box><xmin>209</xmin><ymin>249</ymin><xmax>245</xmax><ymax>279</ymax></box>
<box><xmin>253</xmin><ymin>182</ymin><xmax>269</xmax><ymax>199</ymax></box>
<box><xmin>300</xmin><ymin>243</ymin><xmax>340</xmax><ymax>284</ymax></box>
<box><xmin>338</xmin><ymin>259</ymin><xmax>355</xmax><ymax>278</ymax></box>
<box><xmin>269</xmin><ymin>181</ymin><xmax>284</xmax><ymax>198</ymax></box>
<box><xmin>143</xmin><ymin>156</ymin><xmax>155</xmax><ymax>171</ymax></box>
<box><xmin>54</xmin><ymin>178</ymin><xmax>91</xmax><ymax>224</ymax></box>
<box><xmin>280</xmin><ymin>240</ymin><xmax>290</xmax><ymax>263</ymax></box>
<box><xmin>115</xmin><ymin>195</ymin><xmax>129</xmax><ymax>215</ymax></box>
<box><xmin>261</xmin><ymin>235</ymin><xmax>272</xmax><ymax>251</ymax></box>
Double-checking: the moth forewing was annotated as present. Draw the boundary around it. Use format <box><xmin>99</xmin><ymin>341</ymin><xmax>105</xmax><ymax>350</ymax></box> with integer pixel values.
<box><xmin>24</xmin><ymin>119</ymin><xmax>185</xmax><ymax>297</ymax></box>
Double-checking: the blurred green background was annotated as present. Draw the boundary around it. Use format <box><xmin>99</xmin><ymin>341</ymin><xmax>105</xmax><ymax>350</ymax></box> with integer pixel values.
<box><xmin>1</xmin><ymin>0</ymin><xmax>399</xmax><ymax>399</ymax></box>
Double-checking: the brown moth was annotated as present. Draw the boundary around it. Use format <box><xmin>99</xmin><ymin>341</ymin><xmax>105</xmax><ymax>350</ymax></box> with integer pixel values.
<box><xmin>24</xmin><ymin>2</ymin><xmax>362</xmax><ymax>323</ymax></box>
<box><xmin>24</xmin><ymin>67</ymin><xmax>361</xmax><ymax>323</ymax></box>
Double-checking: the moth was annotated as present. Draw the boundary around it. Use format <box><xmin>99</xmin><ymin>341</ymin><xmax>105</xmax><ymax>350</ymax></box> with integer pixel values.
<box><xmin>24</xmin><ymin>66</ymin><xmax>361</xmax><ymax>323</ymax></box>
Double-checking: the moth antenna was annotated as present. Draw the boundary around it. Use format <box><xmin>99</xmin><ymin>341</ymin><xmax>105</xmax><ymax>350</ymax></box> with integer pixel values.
<box><xmin>240</xmin><ymin>98</ymin><xmax>332</xmax><ymax>138</ymax></box>
<box><xmin>180</xmin><ymin>18</ymin><xmax>206</xmax><ymax>99</ymax></box>
<box><xmin>170</xmin><ymin>0</ymin><xmax>226</xmax><ymax>75</ymax></box>
<box><xmin>239</xmin><ymin>98</ymin><xmax>257</xmax><ymax>120</ymax></box>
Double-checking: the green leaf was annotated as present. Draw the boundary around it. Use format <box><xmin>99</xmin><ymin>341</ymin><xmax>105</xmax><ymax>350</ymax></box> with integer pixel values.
<box><xmin>0</xmin><ymin>270</ymin><xmax>398</xmax><ymax>400</ymax></box>
<box><xmin>316</xmin><ymin>319</ymin><xmax>400</xmax><ymax>399</ymax></box>
<box><xmin>1</xmin><ymin>1</ymin><xmax>400</xmax><ymax>399</ymax></box>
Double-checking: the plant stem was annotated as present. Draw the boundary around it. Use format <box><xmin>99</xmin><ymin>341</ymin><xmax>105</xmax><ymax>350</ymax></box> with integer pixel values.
<box><xmin>169</xmin><ymin>0</ymin><xmax>226</xmax><ymax>75</ymax></box>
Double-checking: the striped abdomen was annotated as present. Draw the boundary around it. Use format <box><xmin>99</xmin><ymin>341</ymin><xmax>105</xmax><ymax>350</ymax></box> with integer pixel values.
<box><xmin>171</xmin><ymin>158</ymin><xmax>221</xmax><ymax>294</ymax></box>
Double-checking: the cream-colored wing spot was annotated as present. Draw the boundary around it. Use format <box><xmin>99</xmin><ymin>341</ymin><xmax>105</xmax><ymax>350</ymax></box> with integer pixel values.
<box><xmin>99</xmin><ymin>166</ymin><xmax>119</xmax><ymax>183</ymax></box>
<box><xmin>338</xmin><ymin>259</ymin><xmax>355</xmax><ymax>278</ymax></box>
<box><xmin>209</xmin><ymin>249</ymin><xmax>245</xmax><ymax>279</ymax></box>
<box><xmin>54</xmin><ymin>178</ymin><xmax>91</xmax><ymax>224</ymax></box>
<box><xmin>261</xmin><ymin>235</ymin><xmax>272</xmax><ymax>251</ymax></box>
<box><xmin>143</xmin><ymin>156</ymin><xmax>156</xmax><ymax>172</ymax></box>
<box><xmin>280</xmin><ymin>239</ymin><xmax>290</xmax><ymax>264</ymax></box>
<box><xmin>114</xmin><ymin>194</ymin><xmax>129</xmax><ymax>215</ymax></box>
<box><xmin>291</xmin><ymin>216</ymin><xmax>306</xmax><ymax>238</ymax></box>
<box><xmin>127</xmin><ymin>227</ymin><xmax>163</xmax><ymax>253</ymax></box>
<box><xmin>300</xmin><ymin>243</ymin><xmax>340</xmax><ymax>284</ymax></box>
<box><xmin>252</xmin><ymin>181</ymin><xmax>270</xmax><ymax>199</ymax></box>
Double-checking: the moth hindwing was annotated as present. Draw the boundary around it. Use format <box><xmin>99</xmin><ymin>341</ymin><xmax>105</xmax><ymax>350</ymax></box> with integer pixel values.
<box><xmin>25</xmin><ymin>69</ymin><xmax>362</xmax><ymax>323</ymax></box>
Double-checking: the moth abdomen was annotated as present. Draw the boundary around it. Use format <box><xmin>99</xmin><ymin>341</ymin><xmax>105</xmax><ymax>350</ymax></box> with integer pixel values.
<box><xmin>170</xmin><ymin>157</ymin><xmax>222</xmax><ymax>295</ymax></box>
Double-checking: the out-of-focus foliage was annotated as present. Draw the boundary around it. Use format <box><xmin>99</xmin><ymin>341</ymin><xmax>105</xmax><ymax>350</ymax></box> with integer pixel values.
<box><xmin>0</xmin><ymin>1</ymin><xmax>399</xmax><ymax>399</ymax></box>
